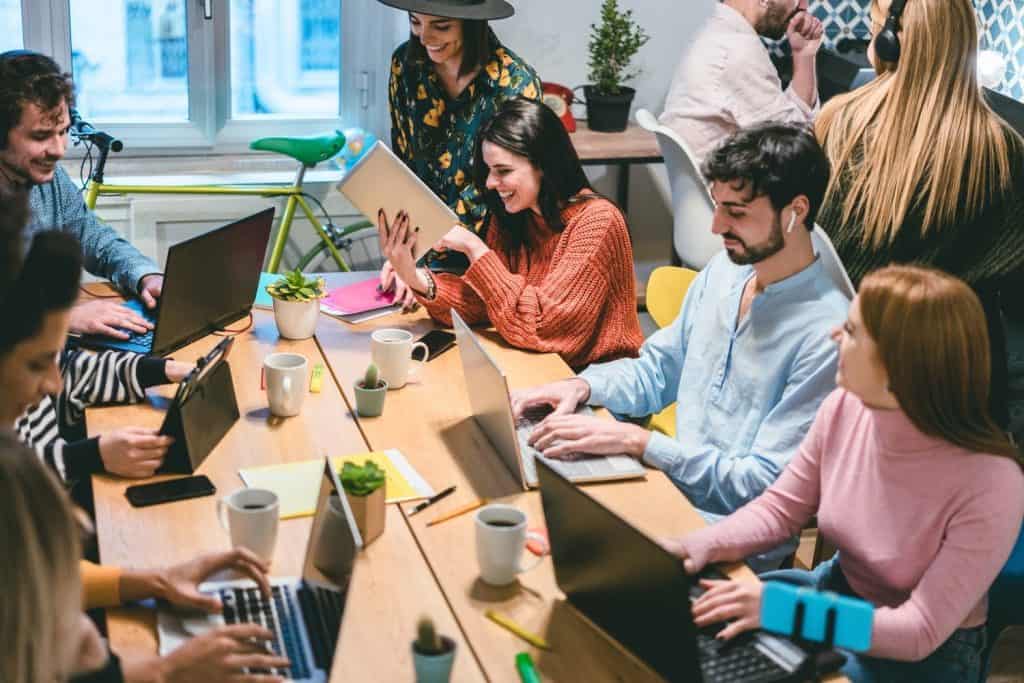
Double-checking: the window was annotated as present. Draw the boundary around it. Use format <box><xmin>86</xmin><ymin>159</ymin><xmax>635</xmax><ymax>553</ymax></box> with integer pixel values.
<box><xmin>17</xmin><ymin>0</ymin><xmax>403</xmax><ymax>151</ymax></box>
<box><xmin>1</xmin><ymin>0</ymin><xmax>23</xmax><ymax>52</ymax></box>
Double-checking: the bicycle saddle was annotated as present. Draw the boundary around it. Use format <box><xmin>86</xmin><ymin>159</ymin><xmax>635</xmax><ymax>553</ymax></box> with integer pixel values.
<box><xmin>249</xmin><ymin>130</ymin><xmax>347</xmax><ymax>167</ymax></box>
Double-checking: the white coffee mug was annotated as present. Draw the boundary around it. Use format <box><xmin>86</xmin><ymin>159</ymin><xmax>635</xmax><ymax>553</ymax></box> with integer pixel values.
<box><xmin>217</xmin><ymin>488</ymin><xmax>280</xmax><ymax>563</ymax></box>
<box><xmin>474</xmin><ymin>504</ymin><xmax>545</xmax><ymax>586</ymax></box>
<box><xmin>264</xmin><ymin>352</ymin><xmax>307</xmax><ymax>417</ymax></box>
<box><xmin>370</xmin><ymin>329</ymin><xmax>428</xmax><ymax>390</ymax></box>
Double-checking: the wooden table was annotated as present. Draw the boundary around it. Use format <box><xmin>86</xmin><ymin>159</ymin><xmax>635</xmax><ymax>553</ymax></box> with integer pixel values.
<box><xmin>570</xmin><ymin>121</ymin><xmax>662</xmax><ymax>214</ymax></box>
<box><xmin>87</xmin><ymin>305</ymin><xmax>484</xmax><ymax>682</ymax></box>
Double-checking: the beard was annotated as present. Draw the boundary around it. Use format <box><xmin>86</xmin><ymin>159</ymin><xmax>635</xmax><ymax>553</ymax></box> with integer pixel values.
<box><xmin>757</xmin><ymin>1</ymin><xmax>799</xmax><ymax>40</ymax></box>
<box><xmin>723</xmin><ymin>214</ymin><xmax>786</xmax><ymax>265</ymax></box>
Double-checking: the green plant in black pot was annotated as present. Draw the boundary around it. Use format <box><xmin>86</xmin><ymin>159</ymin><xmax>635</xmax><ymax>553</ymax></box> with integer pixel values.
<box><xmin>585</xmin><ymin>0</ymin><xmax>649</xmax><ymax>132</ymax></box>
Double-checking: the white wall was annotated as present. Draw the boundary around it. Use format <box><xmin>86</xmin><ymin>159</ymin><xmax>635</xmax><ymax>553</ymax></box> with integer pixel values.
<box><xmin>495</xmin><ymin>0</ymin><xmax>715</xmax><ymax>283</ymax></box>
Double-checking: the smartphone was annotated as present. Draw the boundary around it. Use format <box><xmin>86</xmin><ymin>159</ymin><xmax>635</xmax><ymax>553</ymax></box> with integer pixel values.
<box><xmin>125</xmin><ymin>475</ymin><xmax>216</xmax><ymax>508</ymax></box>
<box><xmin>416</xmin><ymin>329</ymin><xmax>457</xmax><ymax>361</ymax></box>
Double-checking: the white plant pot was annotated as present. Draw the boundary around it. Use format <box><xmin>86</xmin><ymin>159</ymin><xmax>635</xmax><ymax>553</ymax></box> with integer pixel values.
<box><xmin>271</xmin><ymin>297</ymin><xmax>320</xmax><ymax>340</ymax></box>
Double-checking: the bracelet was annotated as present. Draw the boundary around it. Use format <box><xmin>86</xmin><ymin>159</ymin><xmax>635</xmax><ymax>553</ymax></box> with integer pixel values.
<box><xmin>421</xmin><ymin>269</ymin><xmax>437</xmax><ymax>301</ymax></box>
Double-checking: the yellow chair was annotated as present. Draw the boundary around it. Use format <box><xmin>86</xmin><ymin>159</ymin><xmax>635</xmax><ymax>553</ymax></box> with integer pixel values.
<box><xmin>645</xmin><ymin>266</ymin><xmax>698</xmax><ymax>437</ymax></box>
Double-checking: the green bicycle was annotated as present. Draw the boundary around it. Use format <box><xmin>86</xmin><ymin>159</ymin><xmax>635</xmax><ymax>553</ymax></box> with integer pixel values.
<box><xmin>73</xmin><ymin>122</ymin><xmax>373</xmax><ymax>273</ymax></box>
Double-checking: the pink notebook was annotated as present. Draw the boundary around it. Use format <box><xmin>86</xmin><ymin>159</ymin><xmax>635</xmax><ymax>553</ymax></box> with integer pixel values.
<box><xmin>321</xmin><ymin>278</ymin><xmax>396</xmax><ymax>315</ymax></box>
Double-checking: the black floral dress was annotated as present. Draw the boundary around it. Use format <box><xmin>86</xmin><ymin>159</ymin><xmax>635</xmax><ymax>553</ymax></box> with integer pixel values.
<box><xmin>388</xmin><ymin>29</ymin><xmax>541</xmax><ymax>270</ymax></box>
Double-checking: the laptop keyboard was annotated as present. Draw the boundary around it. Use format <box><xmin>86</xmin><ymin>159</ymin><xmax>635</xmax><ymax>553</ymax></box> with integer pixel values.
<box><xmin>125</xmin><ymin>327</ymin><xmax>154</xmax><ymax>349</ymax></box>
<box><xmin>220</xmin><ymin>585</ymin><xmax>311</xmax><ymax>680</ymax></box>
<box><xmin>689</xmin><ymin>567</ymin><xmax>793</xmax><ymax>683</ymax></box>
<box><xmin>296</xmin><ymin>584</ymin><xmax>343</xmax><ymax>671</ymax></box>
<box><xmin>516</xmin><ymin>406</ymin><xmax>640</xmax><ymax>482</ymax></box>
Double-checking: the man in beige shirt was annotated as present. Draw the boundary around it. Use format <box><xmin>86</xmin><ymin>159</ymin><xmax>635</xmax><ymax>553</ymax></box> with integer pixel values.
<box><xmin>660</xmin><ymin>0</ymin><xmax>823</xmax><ymax>165</ymax></box>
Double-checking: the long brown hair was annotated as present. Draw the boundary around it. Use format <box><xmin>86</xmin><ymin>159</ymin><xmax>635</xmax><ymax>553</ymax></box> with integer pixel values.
<box><xmin>0</xmin><ymin>430</ymin><xmax>83</xmax><ymax>683</ymax></box>
<box><xmin>816</xmin><ymin>0</ymin><xmax>1022</xmax><ymax>247</ymax></box>
<box><xmin>859</xmin><ymin>266</ymin><xmax>1020</xmax><ymax>462</ymax></box>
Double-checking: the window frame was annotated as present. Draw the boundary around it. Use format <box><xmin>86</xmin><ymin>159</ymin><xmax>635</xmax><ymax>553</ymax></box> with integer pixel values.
<box><xmin>19</xmin><ymin>0</ymin><xmax>400</xmax><ymax>156</ymax></box>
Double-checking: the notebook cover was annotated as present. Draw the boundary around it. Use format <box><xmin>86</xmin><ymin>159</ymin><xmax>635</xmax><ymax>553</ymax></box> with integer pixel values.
<box><xmin>321</xmin><ymin>277</ymin><xmax>396</xmax><ymax>315</ymax></box>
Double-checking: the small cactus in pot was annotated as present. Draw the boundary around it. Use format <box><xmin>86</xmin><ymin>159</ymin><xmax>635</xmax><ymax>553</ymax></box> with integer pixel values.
<box><xmin>353</xmin><ymin>362</ymin><xmax>388</xmax><ymax>417</ymax></box>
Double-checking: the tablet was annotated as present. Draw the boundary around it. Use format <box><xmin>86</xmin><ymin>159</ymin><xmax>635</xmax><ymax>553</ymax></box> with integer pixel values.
<box><xmin>336</xmin><ymin>141</ymin><xmax>460</xmax><ymax>261</ymax></box>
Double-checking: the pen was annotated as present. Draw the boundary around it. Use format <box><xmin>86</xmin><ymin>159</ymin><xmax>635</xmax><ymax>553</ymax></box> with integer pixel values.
<box><xmin>516</xmin><ymin>652</ymin><xmax>541</xmax><ymax>683</ymax></box>
<box><xmin>485</xmin><ymin>610</ymin><xmax>550</xmax><ymax>650</ymax></box>
<box><xmin>426</xmin><ymin>498</ymin><xmax>486</xmax><ymax>527</ymax></box>
<box><xmin>408</xmin><ymin>485</ymin><xmax>456</xmax><ymax>516</ymax></box>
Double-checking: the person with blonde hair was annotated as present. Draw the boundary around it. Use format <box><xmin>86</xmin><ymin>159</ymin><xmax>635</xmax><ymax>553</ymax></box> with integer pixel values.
<box><xmin>815</xmin><ymin>0</ymin><xmax>1024</xmax><ymax>429</ymax></box>
<box><xmin>664</xmin><ymin>265</ymin><xmax>1024</xmax><ymax>682</ymax></box>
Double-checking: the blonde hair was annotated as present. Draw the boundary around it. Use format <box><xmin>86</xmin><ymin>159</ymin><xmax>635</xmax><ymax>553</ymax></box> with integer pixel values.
<box><xmin>816</xmin><ymin>0</ymin><xmax>1022</xmax><ymax>247</ymax></box>
<box><xmin>859</xmin><ymin>266</ymin><xmax>1021</xmax><ymax>461</ymax></box>
<box><xmin>0</xmin><ymin>431</ymin><xmax>83</xmax><ymax>683</ymax></box>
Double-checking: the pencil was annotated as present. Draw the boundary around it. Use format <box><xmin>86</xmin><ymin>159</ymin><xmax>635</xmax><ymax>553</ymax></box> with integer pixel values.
<box><xmin>426</xmin><ymin>498</ymin><xmax>486</xmax><ymax>527</ymax></box>
<box><xmin>485</xmin><ymin>610</ymin><xmax>550</xmax><ymax>650</ymax></box>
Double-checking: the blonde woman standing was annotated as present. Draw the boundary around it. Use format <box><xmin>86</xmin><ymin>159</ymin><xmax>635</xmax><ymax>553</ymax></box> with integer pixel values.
<box><xmin>815</xmin><ymin>0</ymin><xmax>1024</xmax><ymax>429</ymax></box>
<box><xmin>666</xmin><ymin>266</ymin><xmax>1024</xmax><ymax>682</ymax></box>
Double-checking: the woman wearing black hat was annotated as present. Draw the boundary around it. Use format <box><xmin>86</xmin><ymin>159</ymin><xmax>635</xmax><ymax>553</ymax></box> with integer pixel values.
<box><xmin>377</xmin><ymin>0</ymin><xmax>542</xmax><ymax>308</ymax></box>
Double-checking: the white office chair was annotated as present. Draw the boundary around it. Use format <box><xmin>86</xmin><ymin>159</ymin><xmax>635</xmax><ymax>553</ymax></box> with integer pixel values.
<box><xmin>635</xmin><ymin>108</ymin><xmax>721</xmax><ymax>270</ymax></box>
<box><xmin>811</xmin><ymin>224</ymin><xmax>856</xmax><ymax>299</ymax></box>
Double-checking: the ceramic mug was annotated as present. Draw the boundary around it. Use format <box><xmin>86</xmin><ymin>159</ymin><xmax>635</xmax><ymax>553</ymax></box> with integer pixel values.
<box><xmin>474</xmin><ymin>504</ymin><xmax>545</xmax><ymax>586</ymax></box>
<box><xmin>264</xmin><ymin>352</ymin><xmax>308</xmax><ymax>417</ymax></box>
<box><xmin>370</xmin><ymin>329</ymin><xmax>428</xmax><ymax>389</ymax></box>
<box><xmin>217</xmin><ymin>488</ymin><xmax>280</xmax><ymax>563</ymax></box>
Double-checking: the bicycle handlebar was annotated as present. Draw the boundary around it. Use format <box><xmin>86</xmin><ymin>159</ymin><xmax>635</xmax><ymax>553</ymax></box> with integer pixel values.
<box><xmin>69</xmin><ymin>108</ymin><xmax>124</xmax><ymax>153</ymax></box>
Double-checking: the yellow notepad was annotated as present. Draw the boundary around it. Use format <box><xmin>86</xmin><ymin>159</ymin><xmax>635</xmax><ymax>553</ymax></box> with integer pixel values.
<box><xmin>238</xmin><ymin>449</ymin><xmax>433</xmax><ymax>520</ymax></box>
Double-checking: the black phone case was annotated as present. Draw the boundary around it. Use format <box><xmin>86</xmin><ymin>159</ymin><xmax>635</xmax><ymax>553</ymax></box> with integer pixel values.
<box><xmin>125</xmin><ymin>477</ymin><xmax>216</xmax><ymax>507</ymax></box>
<box><xmin>158</xmin><ymin>359</ymin><xmax>240</xmax><ymax>474</ymax></box>
<box><xmin>420</xmin><ymin>332</ymin><xmax>456</xmax><ymax>361</ymax></box>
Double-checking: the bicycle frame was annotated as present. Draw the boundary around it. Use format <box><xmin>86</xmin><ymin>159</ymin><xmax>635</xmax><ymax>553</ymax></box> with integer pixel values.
<box><xmin>83</xmin><ymin>160</ymin><xmax>353</xmax><ymax>273</ymax></box>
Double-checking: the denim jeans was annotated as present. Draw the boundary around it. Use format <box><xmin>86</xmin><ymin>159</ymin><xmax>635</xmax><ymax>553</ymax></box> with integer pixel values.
<box><xmin>761</xmin><ymin>556</ymin><xmax>986</xmax><ymax>683</ymax></box>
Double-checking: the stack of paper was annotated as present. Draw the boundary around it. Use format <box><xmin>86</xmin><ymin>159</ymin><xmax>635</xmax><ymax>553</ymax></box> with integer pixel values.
<box><xmin>320</xmin><ymin>277</ymin><xmax>399</xmax><ymax>323</ymax></box>
<box><xmin>238</xmin><ymin>449</ymin><xmax>433</xmax><ymax>520</ymax></box>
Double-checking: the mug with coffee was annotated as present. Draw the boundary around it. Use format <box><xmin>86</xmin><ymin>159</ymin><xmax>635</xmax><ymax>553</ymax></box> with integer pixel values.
<box><xmin>264</xmin><ymin>352</ymin><xmax>308</xmax><ymax>417</ymax></box>
<box><xmin>370</xmin><ymin>329</ymin><xmax>428</xmax><ymax>390</ymax></box>
<box><xmin>475</xmin><ymin>504</ymin><xmax>545</xmax><ymax>586</ymax></box>
<box><xmin>217</xmin><ymin>488</ymin><xmax>280</xmax><ymax>563</ymax></box>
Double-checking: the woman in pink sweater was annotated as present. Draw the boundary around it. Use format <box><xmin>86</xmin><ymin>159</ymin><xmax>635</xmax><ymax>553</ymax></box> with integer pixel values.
<box><xmin>666</xmin><ymin>265</ymin><xmax>1024</xmax><ymax>682</ymax></box>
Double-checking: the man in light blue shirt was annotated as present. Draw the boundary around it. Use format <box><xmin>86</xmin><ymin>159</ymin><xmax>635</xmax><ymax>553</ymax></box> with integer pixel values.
<box><xmin>514</xmin><ymin>124</ymin><xmax>849</xmax><ymax>562</ymax></box>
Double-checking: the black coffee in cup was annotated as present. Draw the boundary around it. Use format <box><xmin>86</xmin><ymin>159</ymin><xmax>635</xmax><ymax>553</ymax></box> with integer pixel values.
<box><xmin>243</xmin><ymin>503</ymin><xmax>269</xmax><ymax>510</ymax></box>
<box><xmin>486</xmin><ymin>519</ymin><xmax>518</xmax><ymax>528</ymax></box>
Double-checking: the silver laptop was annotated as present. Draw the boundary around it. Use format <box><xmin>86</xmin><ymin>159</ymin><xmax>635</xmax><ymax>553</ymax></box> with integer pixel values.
<box><xmin>451</xmin><ymin>309</ymin><xmax>646</xmax><ymax>489</ymax></box>
<box><xmin>161</xmin><ymin>459</ymin><xmax>362</xmax><ymax>682</ymax></box>
<box><xmin>336</xmin><ymin>141</ymin><xmax>459</xmax><ymax>261</ymax></box>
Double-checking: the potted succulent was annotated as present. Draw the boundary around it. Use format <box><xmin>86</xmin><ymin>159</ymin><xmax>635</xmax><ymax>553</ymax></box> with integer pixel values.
<box><xmin>266</xmin><ymin>268</ymin><xmax>327</xmax><ymax>340</ymax></box>
<box><xmin>353</xmin><ymin>362</ymin><xmax>388</xmax><ymax>417</ymax></box>
<box><xmin>340</xmin><ymin>459</ymin><xmax>386</xmax><ymax>544</ymax></box>
<box><xmin>584</xmin><ymin>0</ymin><xmax>649</xmax><ymax>132</ymax></box>
<box><xmin>411</xmin><ymin>616</ymin><xmax>456</xmax><ymax>683</ymax></box>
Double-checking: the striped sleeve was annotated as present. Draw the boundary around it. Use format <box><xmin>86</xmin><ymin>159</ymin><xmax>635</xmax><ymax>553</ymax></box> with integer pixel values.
<box><xmin>57</xmin><ymin>348</ymin><xmax>150</xmax><ymax>428</ymax></box>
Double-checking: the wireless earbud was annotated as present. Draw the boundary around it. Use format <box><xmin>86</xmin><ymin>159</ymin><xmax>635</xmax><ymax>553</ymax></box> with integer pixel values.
<box><xmin>786</xmin><ymin>211</ymin><xmax>797</xmax><ymax>234</ymax></box>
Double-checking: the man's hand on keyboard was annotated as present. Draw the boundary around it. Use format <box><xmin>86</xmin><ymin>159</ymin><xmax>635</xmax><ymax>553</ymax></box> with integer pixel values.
<box><xmin>692</xmin><ymin>579</ymin><xmax>763</xmax><ymax>642</ymax></box>
<box><xmin>69</xmin><ymin>299</ymin><xmax>153</xmax><ymax>339</ymax></box>
<box><xmin>527</xmin><ymin>413</ymin><xmax>651</xmax><ymax>460</ymax></box>
<box><xmin>511</xmin><ymin>378</ymin><xmax>591</xmax><ymax>420</ymax></box>
<box><xmin>154</xmin><ymin>623</ymin><xmax>289</xmax><ymax>683</ymax></box>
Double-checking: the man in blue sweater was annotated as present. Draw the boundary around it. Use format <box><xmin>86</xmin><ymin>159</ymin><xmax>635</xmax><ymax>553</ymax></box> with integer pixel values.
<box><xmin>0</xmin><ymin>50</ymin><xmax>162</xmax><ymax>341</ymax></box>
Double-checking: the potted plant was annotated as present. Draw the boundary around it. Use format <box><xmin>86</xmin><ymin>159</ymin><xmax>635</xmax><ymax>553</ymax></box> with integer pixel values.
<box><xmin>266</xmin><ymin>268</ymin><xmax>327</xmax><ymax>340</ymax></box>
<box><xmin>411</xmin><ymin>616</ymin><xmax>456</xmax><ymax>683</ymax></box>
<box><xmin>584</xmin><ymin>0</ymin><xmax>649</xmax><ymax>132</ymax></box>
<box><xmin>340</xmin><ymin>459</ymin><xmax>386</xmax><ymax>544</ymax></box>
<box><xmin>353</xmin><ymin>362</ymin><xmax>388</xmax><ymax>417</ymax></box>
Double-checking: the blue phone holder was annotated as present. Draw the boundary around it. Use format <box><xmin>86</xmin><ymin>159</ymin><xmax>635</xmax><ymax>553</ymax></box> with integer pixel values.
<box><xmin>761</xmin><ymin>581</ymin><xmax>873</xmax><ymax>653</ymax></box>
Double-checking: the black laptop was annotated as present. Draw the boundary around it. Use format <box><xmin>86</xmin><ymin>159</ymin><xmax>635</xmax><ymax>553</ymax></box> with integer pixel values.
<box><xmin>80</xmin><ymin>208</ymin><xmax>275</xmax><ymax>356</ymax></box>
<box><xmin>536</xmin><ymin>459</ymin><xmax>842</xmax><ymax>683</ymax></box>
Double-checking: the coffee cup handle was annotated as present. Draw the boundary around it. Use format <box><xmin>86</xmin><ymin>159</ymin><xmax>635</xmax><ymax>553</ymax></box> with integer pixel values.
<box><xmin>408</xmin><ymin>342</ymin><xmax>429</xmax><ymax>377</ymax></box>
<box><xmin>216</xmin><ymin>498</ymin><xmax>231</xmax><ymax>533</ymax></box>
<box><xmin>517</xmin><ymin>531</ymin><xmax>548</xmax><ymax>574</ymax></box>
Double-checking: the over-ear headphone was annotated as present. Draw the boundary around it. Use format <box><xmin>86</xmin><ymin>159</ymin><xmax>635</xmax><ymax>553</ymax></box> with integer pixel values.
<box><xmin>873</xmin><ymin>0</ymin><xmax>909</xmax><ymax>64</ymax></box>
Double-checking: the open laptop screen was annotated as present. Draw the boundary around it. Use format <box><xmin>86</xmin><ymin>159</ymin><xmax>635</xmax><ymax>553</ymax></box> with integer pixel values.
<box><xmin>537</xmin><ymin>459</ymin><xmax>703</xmax><ymax>682</ymax></box>
<box><xmin>152</xmin><ymin>208</ymin><xmax>274</xmax><ymax>355</ymax></box>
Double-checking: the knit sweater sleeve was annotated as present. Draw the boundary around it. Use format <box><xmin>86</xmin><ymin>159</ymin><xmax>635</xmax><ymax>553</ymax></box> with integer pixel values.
<box><xmin>81</xmin><ymin>560</ymin><xmax>122</xmax><ymax>609</ymax></box>
<box><xmin>419</xmin><ymin>269</ymin><xmax>491</xmax><ymax>327</ymax></box>
<box><xmin>459</xmin><ymin>200</ymin><xmax>632</xmax><ymax>359</ymax></box>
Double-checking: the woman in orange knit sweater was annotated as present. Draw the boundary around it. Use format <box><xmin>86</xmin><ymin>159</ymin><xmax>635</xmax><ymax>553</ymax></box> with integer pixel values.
<box><xmin>379</xmin><ymin>96</ymin><xmax>643</xmax><ymax>370</ymax></box>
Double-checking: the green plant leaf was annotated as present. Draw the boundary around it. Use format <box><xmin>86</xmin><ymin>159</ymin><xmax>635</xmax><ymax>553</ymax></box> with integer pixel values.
<box><xmin>586</xmin><ymin>0</ymin><xmax>649</xmax><ymax>95</ymax></box>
